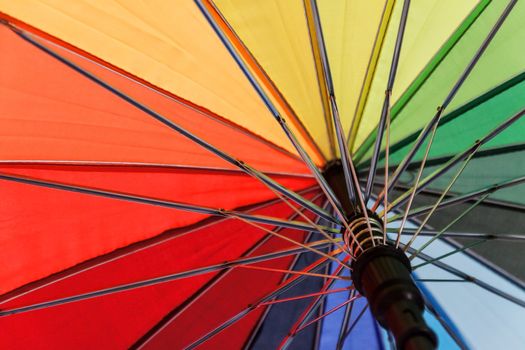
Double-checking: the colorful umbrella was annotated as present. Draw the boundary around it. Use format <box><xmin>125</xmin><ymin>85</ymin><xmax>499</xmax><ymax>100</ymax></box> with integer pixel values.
<box><xmin>0</xmin><ymin>0</ymin><xmax>524</xmax><ymax>349</ymax></box>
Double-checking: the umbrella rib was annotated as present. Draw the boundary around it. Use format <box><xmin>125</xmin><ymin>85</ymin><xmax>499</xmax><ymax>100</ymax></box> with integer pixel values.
<box><xmin>386</xmin><ymin>107</ymin><xmax>525</xmax><ymax>214</ymax></box>
<box><xmin>335</xmin><ymin>289</ymin><xmax>357</xmax><ymax>350</ymax></box>
<box><xmin>372</xmin><ymin>0</ymin><xmax>517</xmax><ymax>210</ymax></box>
<box><xmin>338</xmin><ymin>303</ymin><xmax>369</xmax><ymax>348</ymax></box>
<box><xmin>402</xmin><ymin>148</ymin><xmax>478</xmax><ymax>252</ymax></box>
<box><xmin>395</xmin><ymin>175</ymin><xmax>525</xmax><ymax>220</ymax></box>
<box><xmin>259</xmin><ymin>287</ymin><xmax>353</xmax><ymax>307</ymax></box>
<box><xmin>394</xmin><ymin>122</ymin><xmax>439</xmax><ymax>248</ymax></box>
<box><xmin>133</xmin><ymin>234</ymin><xmax>275</xmax><ymax>349</ymax></box>
<box><xmin>0</xmin><ymin>242</ymin><xmax>337</xmax><ymax>317</ymax></box>
<box><xmin>368</xmin><ymin>69</ymin><xmax>525</xmax><ymax>167</ymax></box>
<box><xmin>304</xmin><ymin>0</ymin><xmax>358</xmax><ymax>206</ymax></box>
<box><xmin>263</xmin><ymin>178</ymin><xmax>353</xmax><ymax>258</ymax></box>
<box><xmin>313</xmin><ymin>290</ymin><xmax>326</xmax><ymax>350</ymax></box>
<box><xmin>278</xmin><ymin>256</ymin><xmax>351</xmax><ymax>350</ymax></box>
<box><xmin>422</xmin><ymin>296</ymin><xmax>470</xmax><ymax>350</ymax></box>
<box><xmin>385</xmin><ymin>181</ymin><xmax>525</xmax><ymax>214</ymax></box>
<box><xmin>367</xmin><ymin>142</ymin><xmax>525</xmax><ymax>176</ymax></box>
<box><xmin>5</xmin><ymin>23</ymin><xmax>336</xmax><ymax>225</ymax></box>
<box><xmin>194</xmin><ymin>0</ymin><xmax>327</xmax><ymax>164</ymax></box>
<box><xmin>294</xmin><ymin>295</ymin><xmax>362</xmax><ymax>335</ymax></box>
<box><xmin>133</xmin><ymin>197</ymin><xmax>326</xmax><ymax>349</ymax></box>
<box><xmin>303</xmin><ymin>0</ymin><xmax>337</xmax><ymax>159</ymax></box>
<box><xmin>408</xmin><ymin>194</ymin><xmax>489</xmax><ymax>259</ymax></box>
<box><xmin>183</xmin><ymin>254</ymin><xmax>335</xmax><ymax>349</ymax></box>
<box><xmin>195</xmin><ymin>0</ymin><xmax>350</xmax><ymax>223</ymax></box>
<box><xmin>364</xmin><ymin>0</ymin><xmax>411</xmax><ymax>202</ymax></box>
<box><xmin>396</xmin><ymin>229</ymin><xmax>525</xmax><ymax>242</ymax></box>
<box><xmin>348</xmin><ymin>0</ymin><xmax>396</xmax><ymax>149</ymax></box>
<box><xmin>400</xmin><ymin>242</ymin><xmax>525</xmax><ymax>308</ymax></box>
<box><xmin>0</xmin><ymin>172</ymin><xmax>336</xmax><ymax>235</ymax></box>
<box><xmin>232</xmin><ymin>215</ymin><xmax>348</xmax><ymax>268</ymax></box>
<box><xmin>412</xmin><ymin>239</ymin><xmax>488</xmax><ymax>269</ymax></box>
<box><xmin>242</xmin><ymin>225</ymin><xmax>331</xmax><ymax>350</ymax></box>
<box><xmin>415</xmin><ymin>278</ymin><xmax>468</xmax><ymax>283</ymax></box>
<box><xmin>237</xmin><ymin>265</ymin><xmax>349</xmax><ymax>281</ymax></box>
<box><xmin>0</xmin><ymin>160</ymin><xmax>314</xmax><ymax>179</ymax></box>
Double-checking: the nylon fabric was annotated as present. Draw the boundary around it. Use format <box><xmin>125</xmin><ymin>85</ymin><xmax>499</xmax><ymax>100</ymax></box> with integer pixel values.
<box><xmin>0</xmin><ymin>0</ymin><xmax>299</xmax><ymax>157</ymax></box>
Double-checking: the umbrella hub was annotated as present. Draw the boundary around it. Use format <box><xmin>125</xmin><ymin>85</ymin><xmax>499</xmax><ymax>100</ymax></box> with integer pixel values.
<box><xmin>323</xmin><ymin>160</ymin><xmax>437</xmax><ymax>350</ymax></box>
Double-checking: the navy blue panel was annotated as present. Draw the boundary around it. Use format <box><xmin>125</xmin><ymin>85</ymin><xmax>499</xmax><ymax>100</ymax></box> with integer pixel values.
<box><xmin>248</xmin><ymin>233</ymin><xmax>326</xmax><ymax>350</ymax></box>
<box><xmin>318</xmin><ymin>258</ymin><xmax>384</xmax><ymax>350</ymax></box>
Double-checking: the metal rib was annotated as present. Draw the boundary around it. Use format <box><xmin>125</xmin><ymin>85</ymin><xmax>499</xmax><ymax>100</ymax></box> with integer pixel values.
<box><xmin>0</xmin><ymin>172</ymin><xmax>337</xmax><ymax>235</ymax></box>
<box><xmin>0</xmin><ymin>187</ymin><xmax>320</xmax><ymax>306</ymax></box>
<box><xmin>422</xmin><ymin>297</ymin><xmax>470</xmax><ymax>350</ymax></box>
<box><xmin>279</xmin><ymin>257</ymin><xmax>350</xmax><ymax>350</ymax></box>
<box><xmin>339</xmin><ymin>303</ymin><xmax>369</xmax><ymax>347</ymax></box>
<box><xmin>412</xmin><ymin>239</ymin><xmax>487</xmax><ymax>269</ymax></box>
<box><xmin>242</xmin><ymin>224</ymin><xmax>328</xmax><ymax>350</ymax></box>
<box><xmin>364</xmin><ymin>0</ymin><xmax>411</xmax><ymax>201</ymax></box>
<box><xmin>8</xmin><ymin>23</ymin><xmax>336</xmax><ymax>224</ymax></box>
<box><xmin>336</xmin><ymin>289</ymin><xmax>357</xmax><ymax>350</ymax></box>
<box><xmin>295</xmin><ymin>295</ymin><xmax>361</xmax><ymax>334</ymax></box>
<box><xmin>0</xmin><ymin>241</ymin><xmax>335</xmax><ymax>317</ymax></box>
<box><xmin>402</xmin><ymin>149</ymin><xmax>478</xmax><ymax>252</ymax></box>
<box><xmin>396</xmin><ymin>229</ymin><xmax>525</xmax><ymax>242</ymax></box>
<box><xmin>304</xmin><ymin>0</ymin><xmax>359</xmax><ymax>205</ymax></box>
<box><xmin>393</xmin><ymin>120</ymin><xmax>438</xmax><ymax>248</ymax></box>
<box><xmin>134</xmin><ymin>230</ymin><xmax>277</xmax><ymax>349</ymax></box>
<box><xmin>408</xmin><ymin>194</ymin><xmax>488</xmax><ymax>259</ymax></box>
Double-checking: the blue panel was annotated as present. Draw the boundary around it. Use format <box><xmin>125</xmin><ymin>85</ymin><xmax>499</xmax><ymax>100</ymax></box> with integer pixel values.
<box><xmin>318</xmin><ymin>258</ymin><xmax>383</xmax><ymax>350</ymax></box>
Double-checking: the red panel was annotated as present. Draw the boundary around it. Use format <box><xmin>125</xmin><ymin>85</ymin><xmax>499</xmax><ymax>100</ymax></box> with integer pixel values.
<box><xmin>0</xmin><ymin>197</ymin><xmax>321</xmax><ymax>349</ymax></box>
<box><xmin>0</xmin><ymin>25</ymin><xmax>308</xmax><ymax>174</ymax></box>
<box><xmin>0</xmin><ymin>164</ymin><xmax>314</xmax><ymax>294</ymax></box>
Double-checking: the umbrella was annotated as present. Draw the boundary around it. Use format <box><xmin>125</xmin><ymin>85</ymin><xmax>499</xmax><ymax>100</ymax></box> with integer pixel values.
<box><xmin>0</xmin><ymin>0</ymin><xmax>524</xmax><ymax>349</ymax></box>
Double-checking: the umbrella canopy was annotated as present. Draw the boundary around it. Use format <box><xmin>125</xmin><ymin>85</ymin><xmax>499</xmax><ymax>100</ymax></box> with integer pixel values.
<box><xmin>0</xmin><ymin>0</ymin><xmax>524</xmax><ymax>349</ymax></box>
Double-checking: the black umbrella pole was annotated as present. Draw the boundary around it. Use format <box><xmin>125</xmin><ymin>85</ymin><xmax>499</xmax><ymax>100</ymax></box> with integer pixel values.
<box><xmin>352</xmin><ymin>246</ymin><xmax>437</xmax><ymax>350</ymax></box>
<box><xmin>323</xmin><ymin>162</ymin><xmax>437</xmax><ymax>349</ymax></box>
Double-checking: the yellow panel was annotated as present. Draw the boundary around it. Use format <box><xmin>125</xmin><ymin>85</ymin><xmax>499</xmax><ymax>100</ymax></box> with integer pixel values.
<box><xmin>0</xmin><ymin>0</ymin><xmax>311</xmax><ymax>161</ymax></box>
<box><xmin>353</xmin><ymin>0</ymin><xmax>480</xmax><ymax>151</ymax></box>
<box><xmin>214</xmin><ymin>0</ymin><xmax>331</xmax><ymax>159</ymax></box>
<box><xmin>317</xmin><ymin>0</ymin><xmax>389</xmax><ymax>143</ymax></box>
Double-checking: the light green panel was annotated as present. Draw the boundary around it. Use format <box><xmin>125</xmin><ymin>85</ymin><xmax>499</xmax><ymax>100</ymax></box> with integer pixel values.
<box><xmin>357</xmin><ymin>0</ymin><xmax>525</xmax><ymax>165</ymax></box>
<box><xmin>386</xmin><ymin>72</ymin><xmax>525</xmax><ymax>165</ymax></box>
